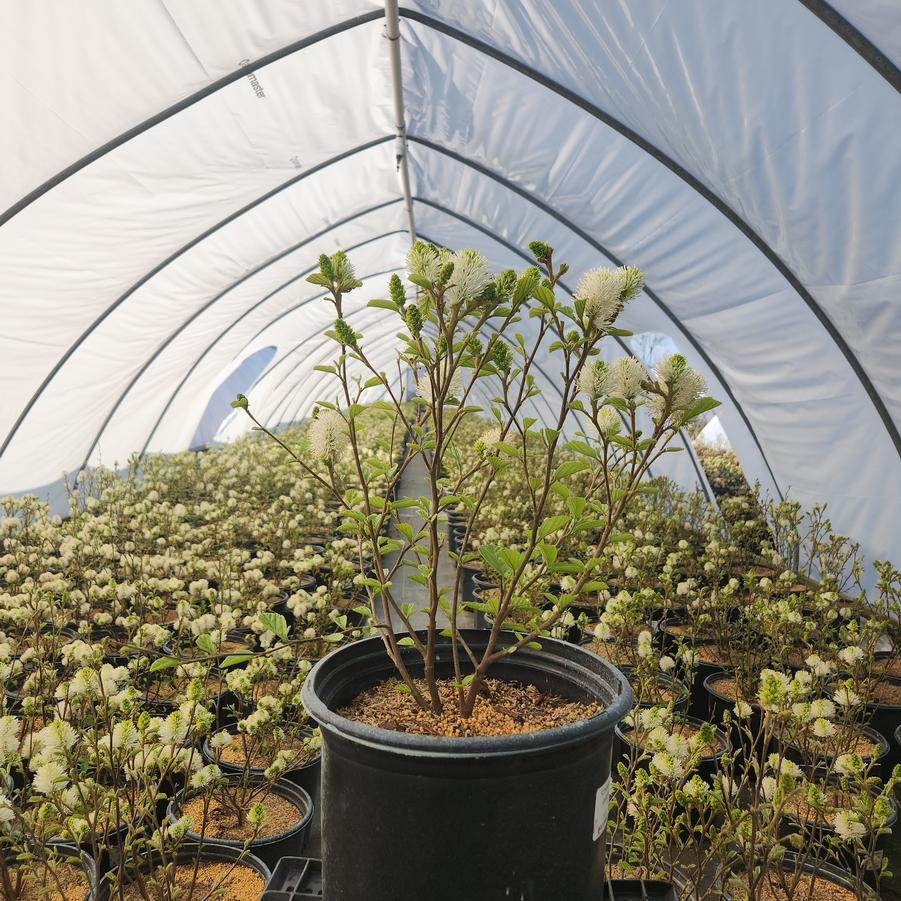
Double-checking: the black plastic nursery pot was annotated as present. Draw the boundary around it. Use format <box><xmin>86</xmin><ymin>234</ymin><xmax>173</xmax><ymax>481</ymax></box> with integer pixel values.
<box><xmin>619</xmin><ymin>666</ymin><xmax>690</xmax><ymax>714</ymax></box>
<box><xmin>201</xmin><ymin>732</ymin><xmax>322</xmax><ymax>799</ymax></box>
<box><xmin>301</xmin><ymin>629</ymin><xmax>633</xmax><ymax>901</ymax></box>
<box><xmin>167</xmin><ymin>775</ymin><xmax>314</xmax><ymax>871</ymax></box>
<box><xmin>614</xmin><ymin>715</ymin><xmax>731</xmax><ymax>782</ymax></box>
<box><xmin>780</xmin><ymin>723</ymin><xmax>890</xmax><ymax>778</ymax></box>
<box><xmin>10</xmin><ymin>843</ymin><xmax>101</xmax><ymax>901</ymax></box>
<box><xmin>778</xmin><ymin>782</ymin><xmax>898</xmax><ymax>885</ymax></box>
<box><xmin>725</xmin><ymin>852</ymin><xmax>877</xmax><ymax>900</ymax></box>
<box><xmin>864</xmin><ymin>675</ymin><xmax>901</xmax><ymax>770</ymax></box>
<box><xmin>111</xmin><ymin>842</ymin><xmax>271</xmax><ymax>900</ymax></box>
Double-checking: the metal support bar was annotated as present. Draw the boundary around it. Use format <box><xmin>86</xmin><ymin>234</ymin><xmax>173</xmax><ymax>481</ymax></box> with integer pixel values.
<box><xmin>385</xmin><ymin>0</ymin><xmax>416</xmax><ymax>243</ymax></box>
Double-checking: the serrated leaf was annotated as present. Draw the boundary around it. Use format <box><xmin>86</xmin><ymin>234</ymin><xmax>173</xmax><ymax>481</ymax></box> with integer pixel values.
<box><xmin>479</xmin><ymin>544</ymin><xmax>509</xmax><ymax>574</ymax></box>
<box><xmin>259</xmin><ymin>612</ymin><xmax>288</xmax><ymax>642</ymax></box>
<box><xmin>221</xmin><ymin>654</ymin><xmax>253</xmax><ymax>669</ymax></box>
<box><xmin>367</xmin><ymin>298</ymin><xmax>398</xmax><ymax>311</ymax></box>
<box><xmin>538</xmin><ymin>515</ymin><xmax>570</xmax><ymax>540</ymax></box>
<box><xmin>149</xmin><ymin>656</ymin><xmax>179</xmax><ymax>673</ymax></box>
<box><xmin>553</xmin><ymin>460</ymin><xmax>589</xmax><ymax>480</ymax></box>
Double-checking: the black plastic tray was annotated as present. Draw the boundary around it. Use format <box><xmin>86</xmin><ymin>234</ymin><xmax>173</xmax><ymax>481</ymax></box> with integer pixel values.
<box><xmin>604</xmin><ymin>880</ymin><xmax>678</xmax><ymax>900</ymax></box>
<box><xmin>261</xmin><ymin>857</ymin><xmax>323</xmax><ymax>900</ymax></box>
<box><xmin>260</xmin><ymin>859</ymin><xmax>677</xmax><ymax>901</ymax></box>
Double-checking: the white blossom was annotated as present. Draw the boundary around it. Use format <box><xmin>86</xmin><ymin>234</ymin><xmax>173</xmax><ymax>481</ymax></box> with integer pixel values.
<box><xmin>308</xmin><ymin>411</ymin><xmax>346</xmax><ymax>464</ymax></box>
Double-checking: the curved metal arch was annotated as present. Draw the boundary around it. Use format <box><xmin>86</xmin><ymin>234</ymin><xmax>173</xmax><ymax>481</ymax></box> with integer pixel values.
<box><xmin>4</xmin><ymin>6</ymin><xmax>896</xmax><ymax>473</ymax></box>
<box><xmin>797</xmin><ymin>0</ymin><xmax>901</xmax><ymax>91</ymax></box>
<box><xmin>415</xmin><ymin>214</ymin><xmax>729</xmax><ymax>501</ymax></box>
<box><xmin>399</xmin><ymin>10</ymin><xmax>901</xmax><ymax>463</ymax></box>
<box><xmin>406</xmin><ymin>149</ymin><xmax>745</xmax><ymax>495</ymax></box>
<box><xmin>79</xmin><ymin>201</ymin><xmax>405</xmax><ymax>471</ymax></box>
<box><xmin>0</xmin><ymin>136</ymin><xmax>396</xmax><ymax>465</ymax></box>
<box><xmin>139</xmin><ymin>224</ymin><xmax>408</xmax><ymax>457</ymax></box>
<box><xmin>0</xmin><ymin>10</ymin><xmax>386</xmax><ymax>227</ymax></box>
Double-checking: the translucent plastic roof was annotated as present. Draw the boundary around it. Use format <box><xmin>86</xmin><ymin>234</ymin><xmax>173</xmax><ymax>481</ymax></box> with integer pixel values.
<box><xmin>1</xmin><ymin>1</ymin><xmax>899</xmax><ymax>568</ymax></box>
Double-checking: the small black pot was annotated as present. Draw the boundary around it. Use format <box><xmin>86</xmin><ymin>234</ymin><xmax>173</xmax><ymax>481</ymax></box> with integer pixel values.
<box><xmin>619</xmin><ymin>666</ymin><xmax>689</xmax><ymax>713</ymax></box>
<box><xmin>302</xmin><ymin>630</ymin><xmax>632</xmax><ymax>901</ymax></box>
<box><xmin>615</xmin><ymin>715</ymin><xmax>731</xmax><ymax>782</ymax></box>
<box><xmin>864</xmin><ymin>676</ymin><xmax>901</xmax><ymax>771</ymax></box>
<box><xmin>201</xmin><ymin>733</ymin><xmax>321</xmax><ymax>799</ymax></box>
<box><xmin>113</xmin><ymin>842</ymin><xmax>270</xmax><ymax>899</ymax></box>
<box><xmin>781</xmin><ymin>722</ymin><xmax>890</xmax><ymax>779</ymax></box>
<box><xmin>167</xmin><ymin>775</ymin><xmax>314</xmax><ymax>871</ymax></box>
<box><xmin>725</xmin><ymin>852</ymin><xmax>876</xmax><ymax>899</ymax></box>
<box><xmin>778</xmin><ymin>781</ymin><xmax>897</xmax><ymax>885</ymax></box>
<box><xmin>6</xmin><ymin>843</ymin><xmax>100</xmax><ymax>901</ymax></box>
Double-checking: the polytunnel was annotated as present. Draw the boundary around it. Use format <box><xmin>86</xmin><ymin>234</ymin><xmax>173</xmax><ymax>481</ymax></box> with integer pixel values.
<box><xmin>2</xmin><ymin>0</ymin><xmax>900</xmax><ymax>572</ymax></box>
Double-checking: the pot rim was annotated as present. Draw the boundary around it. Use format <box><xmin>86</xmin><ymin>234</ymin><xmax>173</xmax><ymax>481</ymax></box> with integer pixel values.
<box><xmin>615</xmin><ymin>714</ymin><xmax>732</xmax><ymax>761</ymax></box>
<box><xmin>167</xmin><ymin>774</ymin><xmax>314</xmax><ymax>847</ymax></box>
<box><xmin>301</xmin><ymin>629</ymin><xmax>633</xmax><ymax>758</ymax></box>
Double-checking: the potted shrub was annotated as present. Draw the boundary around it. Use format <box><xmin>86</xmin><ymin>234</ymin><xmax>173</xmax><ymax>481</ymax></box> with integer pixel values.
<box><xmin>232</xmin><ymin>241</ymin><xmax>719</xmax><ymax>899</ymax></box>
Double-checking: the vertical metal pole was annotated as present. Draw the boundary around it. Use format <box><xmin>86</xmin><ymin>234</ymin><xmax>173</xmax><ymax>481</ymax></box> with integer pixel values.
<box><xmin>385</xmin><ymin>0</ymin><xmax>416</xmax><ymax>243</ymax></box>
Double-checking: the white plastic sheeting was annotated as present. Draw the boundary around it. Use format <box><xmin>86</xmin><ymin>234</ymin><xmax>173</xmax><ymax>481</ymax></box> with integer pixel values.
<box><xmin>1</xmin><ymin>1</ymin><xmax>899</xmax><ymax>569</ymax></box>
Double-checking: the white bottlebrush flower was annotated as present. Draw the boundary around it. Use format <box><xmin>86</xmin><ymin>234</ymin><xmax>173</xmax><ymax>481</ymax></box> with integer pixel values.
<box><xmin>805</xmin><ymin>654</ymin><xmax>832</xmax><ymax>677</ymax></box>
<box><xmin>650</xmin><ymin>751</ymin><xmax>684</xmax><ymax>781</ymax></box>
<box><xmin>658</xmin><ymin>655</ymin><xmax>676</xmax><ymax>673</ymax></box>
<box><xmin>834</xmin><ymin>753</ymin><xmax>864</xmax><ymax>777</ymax></box>
<box><xmin>610</xmin><ymin>357</ymin><xmax>647</xmax><ymax>400</ymax></box>
<box><xmin>637</xmin><ymin>630</ymin><xmax>653</xmax><ymax>658</ymax></box>
<box><xmin>445</xmin><ymin>249</ymin><xmax>491</xmax><ymax>306</ymax></box>
<box><xmin>190</xmin><ymin>763</ymin><xmax>223</xmax><ymax>790</ymax></box>
<box><xmin>812</xmin><ymin>717</ymin><xmax>836</xmax><ymax>738</ymax></box>
<box><xmin>406</xmin><ymin>241</ymin><xmax>444</xmax><ymax>284</ymax></box>
<box><xmin>308</xmin><ymin>411</ymin><xmax>346</xmax><ymax>464</ymax></box>
<box><xmin>209</xmin><ymin>730</ymin><xmax>233</xmax><ymax>751</ymax></box>
<box><xmin>577</xmin><ymin>360</ymin><xmax>613</xmax><ymax>402</ymax></box>
<box><xmin>734</xmin><ymin>701</ymin><xmax>753</xmax><ymax>719</ymax></box>
<box><xmin>0</xmin><ymin>793</ymin><xmax>13</xmax><ymax>829</ymax></box>
<box><xmin>834</xmin><ymin>810</ymin><xmax>867</xmax><ymax>841</ymax></box>
<box><xmin>475</xmin><ymin>427</ymin><xmax>502</xmax><ymax>456</ymax></box>
<box><xmin>576</xmin><ymin>266</ymin><xmax>640</xmax><ymax>329</ymax></box>
<box><xmin>832</xmin><ymin>685</ymin><xmax>861</xmax><ymax>708</ymax></box>
<box><xmin>33</xmin><ymin>760</ymin><xmax>68</xmax><ymax>795</ymax></box>
<box><xmin>416</xmin><ymin>369</ymin><xmax>464</xmax><ymax>405</ymax></box>
<box><xmin>837</xmin><ymin>646</ymin><xmax>864</xmax><ymax>666</ymax></box>
<box><xmin>595</xmin><ymin>407</ymin><xmax>622</xmax><ymax>439</ymax></box>
<box><xmin>809</xmin><ymin>698</ymin><xmax>836</xmax><ymax>720</ymax></box>
<box><xmin>0</xmin><ymin>716</ymin><xmax>19</xmax><ymax>755</ymax></box>
<box><xmin>653</xmin><ymin>354</ymin><xmax>707</xmax><ymax>413</ymax></box>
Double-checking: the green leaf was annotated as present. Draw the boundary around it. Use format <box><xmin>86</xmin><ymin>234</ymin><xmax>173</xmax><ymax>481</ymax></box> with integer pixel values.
<box><xmin>397</xmin><ymin>636</ymin><xmax>416</xmax><ymax>647</ymax></box>
<box><xmin>149</xmin><ymin>656</ymin><xmax>179</xmax><ymax>673</ymax></box>
<box><xmin>346</xmin><ymin>403</ymin><xmax>366</xmax><ymax>420</ymax></box>
<box><xmin>259</xmin><ymin>612</ymin><xmax>289</xmax><ymax>642</ymax></box>
<box><xmin>195</xmin><ymin>634</ymin><xmax>215</xmax><ymax>655</ymax></box>
<box><xmin>367</xmin><ymin>298</ymin><xmax>398</xmax><ymax>311</ymax></box>
<box><xmin>565</xmin><ymin>440</ymin><xmax>598</xmax><ymax>459</ymax></box>
<box><xmin>538</xmin><ymin>515</ymin><xmax>570</xmax><ymax>540</ymax></box>
<box><xmin>553</xmin><ymin>460</ymin><xmax>589</xmax><ymax>480</ymax></box>
<box><xmin>479</xmin><ymin>544</ymin><xmax>510</xmax><ymax>574</ymax></box>
<box><xmin>682</xmin><ymin>396</ymin><xmax>722</xmax><ymax>421</ymax></box>
<box><xmin>313</xmin><ymin>365</ymin><xmax>336</xmax><ymax>374</ymax></box>
<box><xmin>363</xmin><ymin>375</ymin><xmax>385</xmax><ymax>388</ymax></box>
<box><xmin>221</xmin><ymin>654</ymin><xmax>253</xmax><ymax>669</ymax></box>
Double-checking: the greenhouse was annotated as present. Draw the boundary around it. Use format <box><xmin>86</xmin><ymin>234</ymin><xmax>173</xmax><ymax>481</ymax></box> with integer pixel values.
<box><xmin>1</xmin><ymin>1</ymin><xmax>900</xmax><ymax>899</ymax></box>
